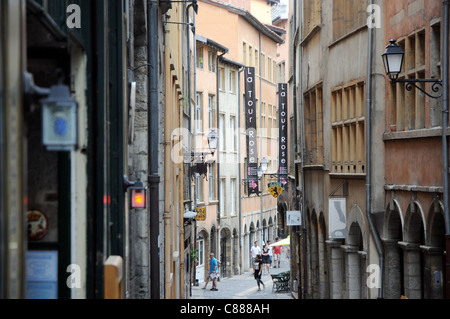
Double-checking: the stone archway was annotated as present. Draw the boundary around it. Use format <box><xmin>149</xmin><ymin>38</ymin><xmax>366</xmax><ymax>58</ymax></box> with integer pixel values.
<box><xmin>383</xmin><ymin>199</ymin><xmax>404</xmax><ymax>299</ymax></box>
<box><xmin>318</xmin><ymin>212</ymin><xmax>329</xmax><ymax>298</ymax></box>
<box><xmin>232</xmin><ymin>228</ymin><xmax>239</xmax><ymax>275</ymax></box>
<box><xmin>196</xmin><ymin>228</ymin><xmax>210</xmax><ymax>284</ymax></box>
<box><xmin>220</xmin><ymin>227</ymin><xmax>232</xmax><ymax>278</ymax></box>
<box><xmin>278</xmin><ymin>203</ymin><xmax>287</xmax><ymax>238</ymax></box>
<box><xmin>424</xmin><ymin>199</ymin><xmax>445</xmax><ymax>299</ymax></box>
<box><xmin>249</xmin><ymin>222</ymin><xmax>256</xmax><ymax>269</ymax></box>
<box><xmin>402</xmin><ymin>201</ymin><xmax>425</xmax><ymax>299</ymax></box>
<box><xmin>345</xmin><ymin>204</ymin><xmax>367</xmax><ymax>299</ymax></box>
<box><xmin>310</xmin><ymin>210</ymin><xmax>319</xmax><ymax>298</ymax></box>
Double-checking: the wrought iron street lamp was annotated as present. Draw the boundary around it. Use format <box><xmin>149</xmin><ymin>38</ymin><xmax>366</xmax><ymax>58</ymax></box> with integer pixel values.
<box><xmin>207</xmin><ymin>130</ymin><xmax>218</xmax><ymax>155</ymax></box>
<box><xmin>382</xmin><ymin>39</ymin><xmax>443</xmax><ymax>99</ymax></box>
<box><xmin>260</xmin><ymin>157</ymin><xmax>268</xmax><ymax>173</ymax></box>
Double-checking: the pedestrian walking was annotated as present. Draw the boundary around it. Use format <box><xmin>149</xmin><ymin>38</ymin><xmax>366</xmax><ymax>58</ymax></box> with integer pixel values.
<box><xmin>261</xmin><ymin>244</ymin><xmax>270</xmax><ymax>275</ymax></box>
<box><xmin>273</xmin><ymin>237</ymin><xmax>282</xmax><ymax>268</ymax></box>
<box><xmin>250</xmin><ymin>241</ymin><xmax>261</xmax><ymax>274</ymax></box>
<box><xmin>202</xmin><ymin>253</ymin><xmax>219</xmax><ymax>291</ymax></box>
<box><xmin>253</xmin><ymin>255</ymin><xmax>265</xmax><ymax>291</ymax></box>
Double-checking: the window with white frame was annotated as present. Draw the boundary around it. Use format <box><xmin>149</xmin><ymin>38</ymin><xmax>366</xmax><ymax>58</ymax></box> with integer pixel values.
<box><xmin>230</xmin><ymin>115</ymin><xmax>236</xmax><ymax>151</ymax></box>
<box><xmin>196</xmin><ymin>92</ymin><xmax>203</xmax><ymax>132</ymax></box>
<box><xmin>229</xmin><ymin>69</ymin><xmax>236</xmax><ymax>94</ymax></box>
<box><xmin>208</xmin><ymin>94</ymin><xmax>216</xmax><ymax>130</ymax></box>
<box><xmin>219</xmin><ymin>178</ymin><xmax>225</xmax><ymax>216</ymax></box>
<box><xmin>208</xmin><ymin>50</ymin><xmax>216</xmax><ymax>72</ymax></box>
<box><xmin>219</xmin><ymin>113</ymin><xmax>225</xmax><ymax>151</ymax></box>
<box><xmin>219</xmin><ymin>66</ymin><xmax>225</xmax><ymax>91</ymax></box>
<box><xmin>209</xmin><ymin>162</ymin><xmax>217</xmax><ymax>201</ymax></box>
<box><xmin>230</xmin><ymin>178</ymin><xmax>236</xmax><ymax>215</ymax></box>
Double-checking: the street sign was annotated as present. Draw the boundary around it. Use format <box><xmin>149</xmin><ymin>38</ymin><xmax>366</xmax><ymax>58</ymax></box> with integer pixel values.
<box><xmin>195</xmin><ymin>207</ymin><xmax>206</xmax><ymax>221</ymax></box>
<box><xmin>268</xmin><ymin>182</ymin><xmax>283</xmax><ymax>198</ymax></box>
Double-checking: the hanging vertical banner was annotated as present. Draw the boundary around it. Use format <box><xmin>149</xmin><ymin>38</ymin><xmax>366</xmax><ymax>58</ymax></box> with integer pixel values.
<box><xmin>245</xmin><ymin>67</ymin><xmax>258</xmax><ymax>195</ymax></box>
<box><xmin>278</xmin><ymin>83</ymin><xmax>288</xmax><ymax>177</ymax></box>
<box><xmin>328</xmin><ymin>198</ymin><xmax>347</xmax><ymax>239</ymax></box>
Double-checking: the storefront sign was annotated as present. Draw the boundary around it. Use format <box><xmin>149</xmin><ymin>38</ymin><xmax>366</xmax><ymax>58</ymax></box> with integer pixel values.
<box><xmin>26</xmin><ymin>250</ymin><xmax>58</xmax><ymax>299</ymax></box>
<box><xmin>268</xmin><ymin>182</ymin><xmax>283</xmax><ymax>198</ymax></box>
<box><xmin>278</xmin><ymin>83</ymin><xmax>288</xmax><ymax>176</ymax></box>
<box><xmin>26</xmin><ymin>209</ymin><xmax>49</xmax><ymax>241</ymax></box>
<box><xmin>195</xmin><ymin>206</ymin><xmax>206</xmax><ymax>221</ymax></box>
<box><xmin>287</xmin><ymin>210</ymin><xmax>301</xmax><ymax>226</ymax></box>
<box><xmin>245</xmin><ymin>67</ymin><xmax>258</xmax><ymax>195</ymax></box>
<box><xmin>329</xmin><ymin>198</ymin><xmax>347</xmax><ymax>238</ymax></box>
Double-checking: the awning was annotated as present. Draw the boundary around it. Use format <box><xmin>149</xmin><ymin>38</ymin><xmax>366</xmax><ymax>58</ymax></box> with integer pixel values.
<box><xmin>270</xmin><ymin>236</ymin><xmax>290</xmax><ymax>246</ymax></box>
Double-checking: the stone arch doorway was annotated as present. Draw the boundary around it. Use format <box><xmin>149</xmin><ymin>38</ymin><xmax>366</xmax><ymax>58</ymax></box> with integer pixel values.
<box><xmin>268</xmin><ymin>217</ymin><xmax>273</xmax><ymax>242</ymax></box>
<box><xmin>196</xmin><ymin>229</ymin><xmax>210</xmax><ymax>284</ymax></box>
<box><xmin>424</xmin><ymin>199</ymin><xmax>446</xmax><ymax>299</ymax></box>
<box><xmin>345</xmin><ymin>204</ymin><xmax>368</xmax><ymax>299</ymax></box>
<box><xmin>232</xmin><ymin>228</ymin><xmax>239</xmax><ymax>275</ymax></box>
<box><xmin>278</xmin><ymin>203</ymin><xmax>287</xmax><ymax>238</ymax></box>
<box><xmin>346</xmin><ymin>222</ymin><xmax>365</xmax><ymax>298</ymax></box>
<box><xmin>383</xmin><ymin>199</ymin><xmax>404</xmax><ymax>299</ymax></box>
<box><xmin>262</xmin><ymin>219</ymin><xmax>267</xmax><ymax>244</ymax></box>
<box><xmin>402</xmin><ymin>201</ymin><xmax>425</xmax><ymax>299</ymax></box>
<box><xmin>220</xmin><ymin>227</ymin><xmax>232</xmax><ymax>278</ymax></box>
<box><xmin>243</xmin><ymin>224</ymin><xmax>249</xmax><ymax>272</ymax></box>
<box><xmin>210</xmin><ymin>225</ymin><xmax>217</xmax><ymax>256</ymax></box>
<box><xmin>318</xmin><ymin>212</ymin><xmax>329</xmax><ymax>298</ymax></box>
<box><xmin>309</xmin><ymin>209</ymin><xmax>319</xmax><ymax>298</ymax></box>
<box><xmin>249</xmin><ymin>222</ymin><xmax>256</xmax><ymax>268</ymax></box>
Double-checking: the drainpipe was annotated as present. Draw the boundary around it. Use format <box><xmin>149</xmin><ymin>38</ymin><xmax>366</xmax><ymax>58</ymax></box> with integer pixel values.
<box><xmin>292</xmin><ymin>0</ymin><xmax>308</xmax><ymax>299</ymax></box>
<box><xmin>148</xmin><ymin>0</ymin><xmax>160</xmax><ymax>299</ymax></box>
<box><xmin>259</xmin><ymin>31</ymin><xmax>264</xmax><ymax>244</ymax></box>
<box><xmin>191</xmin><ymin>6</ymin><xmax>197</xmax><ymax>296</ymax></box>
<box><xmin>366</xmin><ymin>0</ymin><xmax>384</xmax><ymax>299</ymax></box>
<box><xmin>442</xmin><ymin>0</ymin><xmax>450</xmax><ymax>299</ymax></box>
<box><xmin>217</xmin><ymin>51</ymin><xmax>226</xmax><ymax>226</ymax></box>
<box><xmin>183</xmin><ymin>0</ymin><xmax>196</xmax><ymax>300</ymax></box>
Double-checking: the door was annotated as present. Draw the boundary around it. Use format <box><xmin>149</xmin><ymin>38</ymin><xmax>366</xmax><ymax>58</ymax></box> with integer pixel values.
<box><xmin>196</xmin><ymin>239</ymin><xmax>205</xmax><ymax>283</ymax></box>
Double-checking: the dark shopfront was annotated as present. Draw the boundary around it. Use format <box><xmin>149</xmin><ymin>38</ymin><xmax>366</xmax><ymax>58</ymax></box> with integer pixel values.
<box><xmin>0</xmin><ymin>0</ymin><xmax>128</xmax><ymax>299</ymax></box>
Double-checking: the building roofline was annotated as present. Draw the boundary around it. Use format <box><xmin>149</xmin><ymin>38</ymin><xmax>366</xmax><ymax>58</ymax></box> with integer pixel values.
<box><xmin>196</xmin><ymin>34</ymin><xmax>229</xmax><ymax>53</ymax></box>
<box><xmin>219</xmin><ymin>56</ymin><xmax>245</xmax><ymax>68</ymax></box>
<box><xmin>199</xmin><ymin>0</ymin><xmax>284</xmax><ymax>44</ymax></box>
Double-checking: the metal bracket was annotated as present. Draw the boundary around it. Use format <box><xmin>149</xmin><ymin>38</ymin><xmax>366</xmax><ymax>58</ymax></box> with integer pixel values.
<box><xmin>395</xmin><ymin>78</ymin><xmax>443</xmax><ymax>99</ymax></box>
<box><xmin>329</xmin><ymin>180</ymin><xmax>348</xmax><ymax>198</ymax></box>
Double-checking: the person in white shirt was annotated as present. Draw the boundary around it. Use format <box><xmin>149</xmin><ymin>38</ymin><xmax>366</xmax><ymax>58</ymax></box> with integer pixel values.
<box><xmin>250</xmin><ymin>241</ymin><xmax>261</xmax><ymax>274</ymax></box>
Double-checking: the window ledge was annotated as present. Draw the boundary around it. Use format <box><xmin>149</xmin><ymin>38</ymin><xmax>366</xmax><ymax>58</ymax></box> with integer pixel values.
<box><xmin>383</xmin><ymin>127</ymin><xmax>444</xmax><ymax>140</ymax></box>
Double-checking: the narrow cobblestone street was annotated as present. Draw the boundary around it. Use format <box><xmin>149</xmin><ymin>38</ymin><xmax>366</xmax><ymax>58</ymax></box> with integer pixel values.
<box><xmin>191</xmin><ymin>254</ymin><xmax>294</xmax><ymax>299</ymax></box>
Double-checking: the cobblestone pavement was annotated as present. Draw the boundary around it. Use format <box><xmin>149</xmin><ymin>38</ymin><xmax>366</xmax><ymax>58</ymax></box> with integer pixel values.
<box><xmin>190</xmin><ymin>253</ymin><xmax>294</xmax><ymax>300</ymax></box>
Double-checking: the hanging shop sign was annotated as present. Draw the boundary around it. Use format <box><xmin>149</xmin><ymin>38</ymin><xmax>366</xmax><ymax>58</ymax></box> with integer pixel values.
<box><xmin>245</xmin><ymin>67</ymin><xmax>258</xmax><ymax>195</ymax></box>
<box><xmin>278</xmin><ymin>83</ymin><xmax>288</xmax><ymax>176</ymax></box>
<box><xmin>195</xmin><ymin>206</ymin><xmax>206</xmax><ymax>221</ymax></box>
<box><xmin>328</xmin><ymin>198</ymin><xmax>347</xmax><ymax>238</ymax></box>
<box><xmin>287</xmin><ymin>210</ymin><xmax>301</xmax><ymax>226</ymax></box>
<box><xmin>26</xmin><ymin>209</ymin><xmax>49</xmax><ymax>241</ymax></box>
<box><xmin>268</xmin><ymin>182</ymin><xmax>283</xmax><ymax>198</ymax></box>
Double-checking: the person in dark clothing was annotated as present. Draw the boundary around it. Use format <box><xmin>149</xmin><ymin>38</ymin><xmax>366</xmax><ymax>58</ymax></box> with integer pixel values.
<box><xmin>253</xmin><ymin>254</ymin><xmax>265</xmax><ymax>291</ymax></box>
<box><xmin>261</xmin><ymin>244</ymin><xmax>270</xmax><ymax>275</ymax></box>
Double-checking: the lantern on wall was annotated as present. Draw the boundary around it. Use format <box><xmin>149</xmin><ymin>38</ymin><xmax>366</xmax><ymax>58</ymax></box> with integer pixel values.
<box><xmin>130</xmin><ymin>180</ymin><xmax>147</xmax><ymax>209</ymax></box>
<box><xmin>40</xmin><ymin>80</ymin><xmax>78</xmax><ymax>151</ymax></box>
